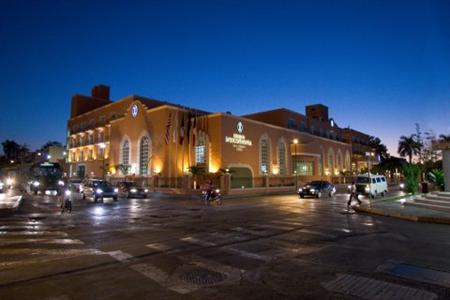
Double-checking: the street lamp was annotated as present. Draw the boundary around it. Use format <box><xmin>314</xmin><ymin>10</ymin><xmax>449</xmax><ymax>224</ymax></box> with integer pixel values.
<box><xmin>293</xmin><ymin>139</ymin><xmax>299</xmax><ymax>190</ymax></box>
<box><xmin>365</xmin><ymin>151</ymin><xmax>375</xmax><ymax>198</ymax></box>
<box><xmin>99</xmin><ymin>143</ymin><xmax>106</xmax><ymax>179</ymax></box>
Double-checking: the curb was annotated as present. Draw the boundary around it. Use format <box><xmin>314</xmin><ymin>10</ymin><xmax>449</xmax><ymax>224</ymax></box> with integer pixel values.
<box><xmin>354</xmin><ymin>205</ymin><xmax>450</xmax><ymax>225</ymax></box>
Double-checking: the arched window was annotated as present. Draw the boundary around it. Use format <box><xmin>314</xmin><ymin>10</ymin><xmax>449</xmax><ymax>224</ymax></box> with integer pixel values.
<box><xmin>122</xmin><ymin>140</ymin><xmax>130</xmax><ymax>166</ymax></box>
<box><xmin>327</xmin><ymin>148</ymin><xmax>334</xmax><ymax>171</ymax></box>
<box><xmin>278</xmin><ymin>141</ymin><xmax>287</xmax><ymax>175</ymax></box>
<box><xmin>336</xmin><ymin>150</ymin><xmax>343</xmax><ymax>171</ymax></box>
<box><xmin>345</xmin><ymin>151</ymin><xmax>351</xmax><ymax>171</ymax></box>
<box><xmin>139</xmin><ymin>137</ymin><xmax>149</xmax><ymax>175</ymax></box>
<box><xmin>195</xmin><ymin>135</ymin><xmax>206</xmax><ymax>165</ymax></box>
<box><xmin>260</xmin><ymin>137</ymin><xmax>270</xmax><ymax>174</ymax></box>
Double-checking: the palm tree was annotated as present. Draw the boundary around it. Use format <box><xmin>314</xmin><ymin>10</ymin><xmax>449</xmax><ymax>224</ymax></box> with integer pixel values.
<box><xmin>398</xmin><ymin>135</ymin><xmax>422</xmax><ymax>163</ymax></box>
<box><xmin>368</xmin><ymin>136</ymin><xmax>389</xmax><ymax>161</ymax></box>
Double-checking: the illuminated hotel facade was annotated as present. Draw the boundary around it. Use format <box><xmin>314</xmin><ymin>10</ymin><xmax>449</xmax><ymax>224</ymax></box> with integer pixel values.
<box><xmin>66</xmin><ymin>85</ymin><xmax>377</xmax><ymax>188</ymax></box>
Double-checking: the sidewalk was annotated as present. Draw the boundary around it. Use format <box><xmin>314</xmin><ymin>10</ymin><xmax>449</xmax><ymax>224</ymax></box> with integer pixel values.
<box><xmin>354</xmin><ymin>198</ymin><xmax>450</xmax><ymax>225</ymax></box>
<box><xmin>0</xmin><ymin>193</ymin><xmax>23</xmax><ymax>215</ymax></box>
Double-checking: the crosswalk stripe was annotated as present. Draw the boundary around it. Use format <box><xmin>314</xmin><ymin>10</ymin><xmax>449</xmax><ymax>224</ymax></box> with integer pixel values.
<box><xmin>106</xmin><ymin>250</ymin><xmax>133</xmax><ymax>262</ymax></box>
<box><xmin>0</xmin><ymin>231</ymin><xmax>68</xmax><ymax>237</ymax></box>
<box><xmin>0</xmin><ymin>238</ymin><xmax>84</xmax><ymax>246</ymax></box>
<box><xmin>180</xmin><ymin>235</ymin><xmax>271</xmax><ymax>262</ymax></box>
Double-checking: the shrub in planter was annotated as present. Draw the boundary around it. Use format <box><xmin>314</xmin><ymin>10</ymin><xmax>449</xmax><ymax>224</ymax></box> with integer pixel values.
<box><xmin>402</xmin><ymin>164</ymin><xmax>421</xmax><ymax>194</ymax></box>
<box><xmin>428</xmin><ymin>169</ymin><xmax>445</xmax><ymax>191</ymax></box>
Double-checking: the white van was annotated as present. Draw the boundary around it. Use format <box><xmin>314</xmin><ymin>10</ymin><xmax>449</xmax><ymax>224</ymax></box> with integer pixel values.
<box><xmin>356</xmin><ymin>174</ymin><xmax>388</xmax><ymax>198</ymax></box>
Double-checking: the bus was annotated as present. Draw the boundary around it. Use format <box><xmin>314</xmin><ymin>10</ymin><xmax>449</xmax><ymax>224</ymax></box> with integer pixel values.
<box><xmin>29</xmin><ymin>162</ymin><xmax>64</xmax><ymax>195</ymax></box>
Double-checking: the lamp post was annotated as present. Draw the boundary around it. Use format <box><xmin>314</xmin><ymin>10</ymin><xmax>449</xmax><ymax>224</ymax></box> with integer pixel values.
<box><xmin>99</xmin><ymin>143</ymin><xmax>106</xmax><ymax>179</ymax></box>
<box><xmin>365</xmin><ymin>151</ymin><xmax>375</xmax><ymax>198</ymax></box>
<box><xmin>293</xmin><ymin>138</ymin><xmax>299</xmax><ymax>190</ymax></box>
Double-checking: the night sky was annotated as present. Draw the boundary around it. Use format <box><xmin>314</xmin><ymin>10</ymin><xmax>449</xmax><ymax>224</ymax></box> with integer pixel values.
<box><xmin>1</xmin><ymin>0</ymin><xmax>449</xmax><ymax>155</ymax></box>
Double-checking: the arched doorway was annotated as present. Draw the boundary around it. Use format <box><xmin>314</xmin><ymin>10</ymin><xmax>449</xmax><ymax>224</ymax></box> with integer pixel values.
<box><xmin>230</xmin><ymin>167</ymin><xmax>253</xmax><ymax>188</ymax></box>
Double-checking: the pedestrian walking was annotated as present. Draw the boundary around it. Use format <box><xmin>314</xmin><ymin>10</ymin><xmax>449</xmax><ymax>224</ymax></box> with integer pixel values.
<box><xmin>347</xmin><ymin>181</ymin><xmax>361</xmax><ymax>208</ymax></box>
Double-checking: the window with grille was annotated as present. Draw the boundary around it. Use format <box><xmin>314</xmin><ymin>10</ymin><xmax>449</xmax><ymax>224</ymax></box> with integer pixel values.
<box><xmin>122</xmin><ymin>140</ymin><xmax>130</xmax><ymax>166</ymax></box>
<box><xmin>139</xmin><ymin>137</ymin><xmax>149</xmax><ymax>175</ymax></box>
<box><xmin>195</xmin><ymin>146</ymin><xmax>205</xmax><ymax>165</ymax></box>
<box><xmin>278</xmin><ymin>142</ymin><xmax>286</xmax><ymax>175</ymax></box>
<box><xmin>260</xmin><ymin>138</ymin><xmax>270</xmax><ymax>173</ymax></box>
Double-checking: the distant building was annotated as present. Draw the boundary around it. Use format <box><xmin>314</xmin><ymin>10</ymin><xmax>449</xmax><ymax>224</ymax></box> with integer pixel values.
<box><xmin>66</xmin><ymin>85</ymin><xmax>379</xmax><ymax>187</ymax></box>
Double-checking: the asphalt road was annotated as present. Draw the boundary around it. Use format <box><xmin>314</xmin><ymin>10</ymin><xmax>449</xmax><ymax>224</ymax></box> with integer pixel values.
<box><xmin>1</xmin><ymin>191</ymin><xmax>450</xmax><ymax>300</ymax></box>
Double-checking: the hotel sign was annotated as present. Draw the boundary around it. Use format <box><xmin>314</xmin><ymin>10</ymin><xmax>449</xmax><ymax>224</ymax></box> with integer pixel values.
<box><xmin>225</xmin><ymin>121</ymin><xmax>252</xmax><ymax>151</ymax></box>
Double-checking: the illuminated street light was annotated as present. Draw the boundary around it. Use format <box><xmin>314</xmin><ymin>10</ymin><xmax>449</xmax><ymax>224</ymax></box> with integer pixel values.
<box><xmin>293</xmin><ymin>138</ymin><xmax>299</xmax><ymax>190</ymax></box>
<box><xmin>10</xmin><ymin>160</ymin><xmax>14</xmax><ymax>164</ymax></box>
<box><xmin>99</xmin><ymin>143</ymin><xmax>107</xmax><ymax>178</ymax></box>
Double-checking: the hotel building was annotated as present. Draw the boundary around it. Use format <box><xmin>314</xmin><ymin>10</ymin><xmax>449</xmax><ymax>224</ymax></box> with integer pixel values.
<box><xmin>66</xmin><ymin>85</ymin><xmax>377</xmax><ymax>189</ymax></box>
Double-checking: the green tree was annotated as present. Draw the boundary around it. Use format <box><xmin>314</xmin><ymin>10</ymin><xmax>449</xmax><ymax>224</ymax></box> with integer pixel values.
<box><xmin>1</xmin><ymin>140</ymin><xmax>30</xmax><ymax>163</ymax></box>
<box><xmin>188</xmin><ymin>165</ymin><xmax>206</xmax><ymax>189</ymax></box>
<box><xmin>402</xmin><ymin>163</ymin><xmax>421</xmax><ymax>194</ymax></box>
<box><xmin>115</xmin><ymin>164</ymin><xmax>130</xmax><ymax>176</ymax></box>
<box><xmin>398</xmin><ymin>135</ymin><xmax>422</xmax><ymax>163</ymax></box>
<box><xmin>428</xmin><ymin>169</ymin><xmax>445</xmax><ymax>191</ymax></box>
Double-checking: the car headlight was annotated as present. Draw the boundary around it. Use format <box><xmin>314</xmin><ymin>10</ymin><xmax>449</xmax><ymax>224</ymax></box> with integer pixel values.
<box><xmin>45</xmin><ymin>190</ymin><xmax>51</xmax><ymax>195</ymax></box>
<box><xmin>65</xmin><ymin>190</ymin><xmax>71</xmax><ymax>196</ymax></box>
<box><xmin>399</xmin><ymin>183</ymin><xmax>405</xmax><ymax>189</ymax></box>
<box><xmin>58</xmin><ymin>180</ymin><xmax>65</xmax><ymax>186</ymax></box>
<box><xmin>298</xmin><ymin>188</ymin><xmax>303</xmax><ymax>192</ymax></box>
<box><xmin>130</xmin><ymin>188</ymin><xmax>137</xmax><ymax>193</ymax></box>
<box><xmin>347</xmin><ymin>185</ymin><xmax>351</xmax><ymax>189</ymax></box>
<box><xmin>144</xmin><ymin>189</ymin><xmax>149</xmax><ymax>193</ymax></box>
<box><xmin>96</xmin><ymin>188</ymin><xmax>103</xmax><ymax>194</ymax></box>
<box><xmin>215</xmin><ymin>189</ymin><xmax>220</xmax><ymax>193</ymax></box>
<box><xmin>33</xmin><ymin>181</ymin><xmax>40</xmax><ymax>187</ymax></box>
<box><xmin>310</xmin><ymin>188</ymin><xmax>316</xmax><ymax>193</ymax></box>
<box><xmin>114</xmin><ymin>188</ymin><xmax>119</xmax><ymax>193</ymax></box>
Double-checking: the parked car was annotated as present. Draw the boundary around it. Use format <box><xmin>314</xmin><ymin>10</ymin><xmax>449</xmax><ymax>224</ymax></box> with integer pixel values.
<box><xmin>117</xmin><ymin>181</ymin><xmax>149</xmax><ymax>198</ymax></box>
<box><xmin>68</xmin><ymin>178</ymin><xmax>83</xmax><ymax>193</ymax></box>
<box><xmin>356</xmin><ymin>174</ymin><xmax>388</xmax><ymax>198</ymax></box>
<box><xmin>298</xmin><ymin>181</ymin><xmax>336</xmax><ymax>198</ymax></box>
<box><xmin>81</xmin><ymin>179</ymin><xmax>118</xmax><ymax>202</ymax></box>
<box><xmin>0</xmin><ymin>181</ymin><xmax>5</xmax><ymax>193</ymax></box>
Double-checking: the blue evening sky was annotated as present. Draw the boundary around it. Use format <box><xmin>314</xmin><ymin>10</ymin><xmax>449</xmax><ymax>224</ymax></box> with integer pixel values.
<box><xmin>1</xmin><ymin>0</ymin><xmax>449</xmax><ymax>155</ymax></box>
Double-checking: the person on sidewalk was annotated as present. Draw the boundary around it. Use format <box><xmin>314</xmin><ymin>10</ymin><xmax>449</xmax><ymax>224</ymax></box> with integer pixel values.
<box><xmin>347</xmin><ymin>181</ymin><xmax>361</xmax><ymax>208</ymax></box>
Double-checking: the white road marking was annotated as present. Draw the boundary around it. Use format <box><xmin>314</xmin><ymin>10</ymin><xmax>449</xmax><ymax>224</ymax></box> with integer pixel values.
<box><xmin>0</xmin><ymin>231</ymin><xmax>68</xmax><ymax>237</ymax></box>
<box><xmin>270</xmin><ymin>220</ymin><xmax>304</xmax><ymax>227</ymax></box>
<box><xmin>181</xmin><ymin>236</ymin><xmax>216</xmax><ymax>247</ymax></box>
<box><xmin>0</xmin><ymin>238</ymin><xmax>84</xmax><ymax>246</ymax></box>
<box><xmin>180</xmin><ymin>235</ymin><xmax>271</xmax><ymax>262</ymax></box>
<box><xmin>106</xmin><ymin>250</ymin><xmax>133</xmax><ymax>262</ymax></box>
<box><xmin>322</xmin><ymin>273</ymin><xmax>437</xmax><ymax>300</ymax></box>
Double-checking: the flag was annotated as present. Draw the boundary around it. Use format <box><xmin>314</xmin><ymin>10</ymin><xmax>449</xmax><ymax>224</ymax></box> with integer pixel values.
<box><xmin>165</xmin><ymin>112</ymin><xmax>172</xmax><ymax>145</ymax></box>
<box><xmin>172</xmin><ymin>110</ymin><xmax>178</xmax><ymax>143</ymax></box>
<box><xmin>179</xmin><ymin>113</ymin><xmax>185</xmax><ymax>145</ymax></box>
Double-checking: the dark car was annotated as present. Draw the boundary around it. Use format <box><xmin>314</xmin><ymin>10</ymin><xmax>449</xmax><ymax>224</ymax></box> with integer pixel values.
<box><xmin>298</xmin><ymin>181</ymin><xmax>336</xmax><ymax>198</ymax></box>
<box><xmin>82</xmin><ymin>179</ymin><xmax>118</xmax><ymax>202</ymax></box>
<box><xmin>117</xmin><ymin>181</ymin><xmax>149</xmax><ymax>198</ymax></box>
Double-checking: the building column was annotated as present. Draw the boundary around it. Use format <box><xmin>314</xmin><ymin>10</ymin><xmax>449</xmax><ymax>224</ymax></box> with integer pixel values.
<box><xmin>443</xmin><ymin>149</ymin><xmax>450</xmax><ymax>192</ymax></box>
